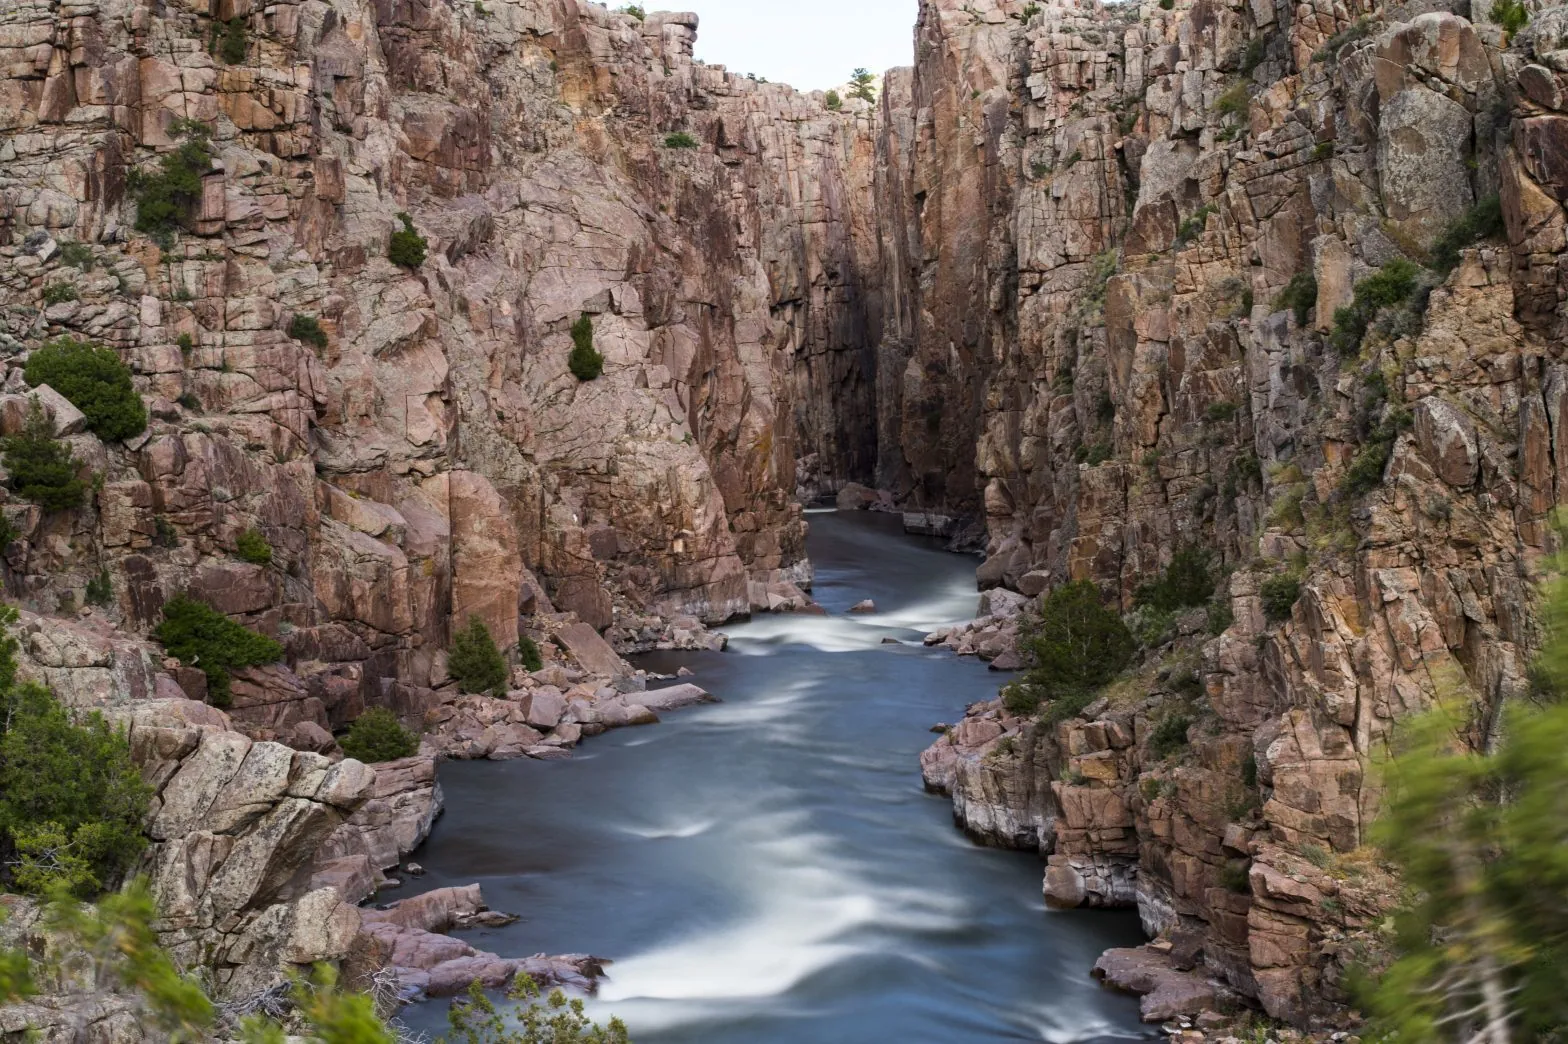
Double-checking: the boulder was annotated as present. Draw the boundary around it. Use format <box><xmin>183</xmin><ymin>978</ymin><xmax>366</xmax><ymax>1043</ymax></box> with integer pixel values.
<box><xmin>518</xmin><ymin>687</ymin><xmax>568</xmax><ymax>730</ymax></box>
<box><xmin>1414</xmin><ymin>397</ymin><xmax>1479</xmax><ymax>487</ymax></box>
<box><xmin>637</xmin><ymin>682</ymin><xmax>716</xmax><ymax>711</ymax></box>
<box><xmin>1092</xmin><ymin>946</ymin><xmax>1217</xmax><ymax>1021</ymax></box>
<box><xmin>550</xmin><ymin>620</ymin><xmax>630</xmax><ymax>679</ymax></box>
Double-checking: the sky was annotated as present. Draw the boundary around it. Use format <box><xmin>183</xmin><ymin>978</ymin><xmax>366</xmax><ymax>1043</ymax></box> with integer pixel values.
<box><xmin>672</xmin><ymin>0</ymin><xmax>919</xmax><ymax>92</ymax></box>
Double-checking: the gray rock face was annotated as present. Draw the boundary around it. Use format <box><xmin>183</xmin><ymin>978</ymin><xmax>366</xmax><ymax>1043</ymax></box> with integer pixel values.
<box><xmin>1376</xmin><ymin>86</ymin><xmax>1476</xmax><ymax>242</ymax></box>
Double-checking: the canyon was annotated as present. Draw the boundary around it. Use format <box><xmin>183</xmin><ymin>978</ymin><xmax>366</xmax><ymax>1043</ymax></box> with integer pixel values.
<box><xmin>0</xmin><ymin>0</ymin><xmax>1564</xmax><ymax>1036</ymax></box>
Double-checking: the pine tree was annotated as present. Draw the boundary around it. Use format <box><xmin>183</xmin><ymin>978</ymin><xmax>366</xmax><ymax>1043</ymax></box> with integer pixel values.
<box><xmin>1003</xmin><ymin>580</ymin><xmax>1135</xmax><ymax>718</ymax></box>
<box><xmin>2</xmin><ymin>397</ymin><xmax>87</xmax><ymax>511</ymax></box>
<box><xmin>449</xmin><ymin>614</ymin><xmax>508</xmax><ymax>695</ymax></box>
<box><xmin>849</xmin><ymin>68</ymin><xmax>877</xmax><ymax>103</ymax></box>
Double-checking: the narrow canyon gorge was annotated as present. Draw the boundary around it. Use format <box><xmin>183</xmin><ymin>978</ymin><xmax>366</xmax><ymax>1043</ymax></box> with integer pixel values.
<box><xmin>0</xmin><ymin>0</ymin><xmax>1563</xmax><ymax>1037</ymax></box>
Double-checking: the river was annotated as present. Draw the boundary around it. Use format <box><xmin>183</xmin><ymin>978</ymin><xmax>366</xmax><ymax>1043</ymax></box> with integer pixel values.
<box><xmin>398</xmin><ymin>510</ymin><xmax>1150</xmax><ymax>1043</ymax></box>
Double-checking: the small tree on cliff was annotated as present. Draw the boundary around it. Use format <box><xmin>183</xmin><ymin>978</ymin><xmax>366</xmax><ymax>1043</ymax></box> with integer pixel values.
<box><xmin>848</xmin><ymin>68</ymin><xmax>877</xmax><ymax>103</ymax></box>
<box><xmin>388</xmin><ymin>212</ymin><xmax>428</xmax><ymax>270</ymax></box>
<box><xmin>1003</xmin><ymin>580</ymin><xmax>1135</xmax><ymax>720</ymax></box>
<box><xmin>153</xmin><ymin>596</ymin><xmax>284</xmax><ymax>708</ymax></box>
<box><xmin>0</xmin><ymin>605</ymin><xmax>151</xmax><ymax>898</ymax></box>
<box><xmin>450</xmin><ymin>615</ymin><xmax>508</xmax><ymax>695</ymax></box>
<box><xmin>568</xmin><ymin>314</ymin><xmax>604</xmax><ymax>382</ymax></box>
<box><xmin>3</xmin><ymin>397</ymin><xmax>88</xmax><ymax>512</ymax></box>
<box><xmin>1360</xmin><ymin>573</ymin><xmax>1568</xmax><ymax>1041</ymax></box>
<box><xmin>129</xmin><ymin>118</ymin><xmax>213</xmax><ymax>247</ymax></box>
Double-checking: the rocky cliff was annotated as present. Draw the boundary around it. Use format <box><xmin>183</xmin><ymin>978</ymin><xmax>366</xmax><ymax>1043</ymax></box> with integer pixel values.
<box><xmin>907</xmin><ymin>0</ymin><xmax>1568</xmax><ymax>1030</ymax></box>
<box><xmin>0</xmin><ymin>0</ymin><xmax>893</xmax><ymax>1024</ymax></box>
<box><xmin>2</xmin><ymin>0</ymin><xmax>1566</xmax><ymax>1033</ymax></box>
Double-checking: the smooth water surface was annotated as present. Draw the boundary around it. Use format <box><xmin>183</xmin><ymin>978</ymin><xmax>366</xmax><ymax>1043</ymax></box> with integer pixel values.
<box><xmin>400</xmin><ymin>511</ymin><xmax>1150</xmax><ymax>1043</ymax></box>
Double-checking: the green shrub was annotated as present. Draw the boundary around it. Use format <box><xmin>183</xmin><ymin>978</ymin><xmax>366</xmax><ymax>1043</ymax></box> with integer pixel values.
<box><xmin>1128</xmin><ymin>605</ymin><xmax>1177</xmax><ymax>648</ymax></box>
<box><xmin>824</xmin><ymin>90</ymin><xmax>842</xmax><ymax>111</ymax></box>
<box><xmin>176</xmin><ymin>392</ymin><xmax>202</xmax><ymax>412</ymax></box>
<box><xmin>1341</xmin><ymin>405</ymin><xmax>1413</xmax><ymax>496</ymax></box>
<box><xmin>518</xmin><ymin>634</ymin><xmax>543</xmax><ymax>673</ymax></box>
<box><xmin>130</xmin><ymin>119</ymin><xmax>213</xmax><ymax>246</ymax></box>
<box><xmin>849</xmin><ymin>68</ymin><xmax>877</xmax><ymax>103</ymax></box>
<box><xmin>338</xmin><ymin>707</ymin><xmax>418</xmax><ymax>763</ymax></box>
<box><xmin>85</xmin><ymin>569</ymin><xmax>113</xmax><ymax>608</ymax></box>
<box><xmin>1003</xmin><ymin>580</ymin><xmax>1136</xmax><ymax>718</ymax></box>
<box><xmin>1214</xmin><ymin>81</ymin><xmax>1249</xmax><ymax>119</ymax></box>
<box><xmin>450</xmin><ymin>614</ymin><xmax>508</xmax><ymax>695</ymax></box>
<box><xmin>663</xmin><ymin>131</ymin><xmax>699</xmax><ymax>149</ymax></box>
<box><xmin>42</xmin><ymin>283</ymin><xmax>77</xmax><ymax>306</ymax></box>
<box><xmin>1313</xmin><ymin>17</ymin><xmax>1371</xmax><ymax>62</ymax></box>
<box><xmin>1204</xmin><ymin>400</ymin><xmax>1239</xmax><ymax>424</ymax></box>
<box><xmin>218</xmin><ymin>17</ymin><xmax>247</xmax><ymax>64</ymax></box>
<box><xmin>1312</xmin><ymin>140</ymin><xmax>1334</xmax><ymax>162</ymax></box>
<box><xmin>288</xmin><ymin>313</ymin><xmax>329</xmax><ymax>350</ymax></box>
<box><xmin>1074</xmin><ymin>439</ymin><xmax>1113</xmax><ymax>466</ymax></box>
<box><xmin>1022</xmin><ymin>2</ymin><xmax>1041</xmax><ymax>18</ymax></box>
<box><xmin>1275</xmin><ymin>271</ymin><xmax>1317</xmax><ymax>326</ymax></box>
<box><xmin>1239</xmin><ymin>36</ymin><xmax>1267</xmax><ymax>75</ymax></box>
<box><xmin>153</xmin><ymin>595</ymin><xmax>283</xmax><ymax>708</ymax></box>
<box><xmin>1135</xmin><ymin>547</ymin><xmax>1215</xmax><ymax>613</ymax></box>
<box><xmin>388</xmin><ymin>212</ymin><xmax>428</xmax><ymax>269</ymax></box>
<box><xmin>1159</xmin><ymin>0</ymin><xmax>1174</xmax><ymax>9</ymax></box>
<box><xmin>1149</xmin><ymin>712</ymin><xmax>1192</xmax><ymax>759</ymax></box>
<box><xmin>1220</xmin><ymin>860</ymin><xmax>1252</xmax><ymax>893</ymax></box>
<box><xmin>1329</xmin><ymin>258</ymin><xmax>1424</xmax><ymax>356</ymax></box>
<box><xmin>618</xmin><ymin>3</ymin><xmax>645</xmax><ymax>19</ymax></box>
<box><xmin>1027</xmin><ymin>686</ymin><xmax>1096</xmax><ymax>724</ymax></box>
<box><xmin>24</xmin><ymin>338</ymin><xmax>148</xmax><ymax>442</ymax></box>
<box><xmin>1260</xmin><ymin>574</ymin><xmax>1301</xmax><ymax>623</ymax></box>
<box><xmin>0</xmin><ymin>606</ymin><xmax>150</xmax><ymax>897</ymax></box>
<box><xmin>59</xmin><ymin>242</ymin><xmax>95</xmax><ymax>271</ymax></box>
<box><xmin>1175</xmin><ymin>203</ymin><xmax>1215</xmax><ymax>246</ymax></box>
<box><xmin>1342</xmin><ymin>441</ymin><xmax>1394</xmax><ymax>495</ymax></box>
<box><xmin>235</xmin><ymin>527</ymin><xmax>272</xmax><ymax>565</ymax></box>
<box><xmin>568</xmin><ymin>313</ymin><xmax>605</xmax><ymax>381</ymax></box>
<box><xmin>1207</xmin><ymin>599</ymin><xmax>1235</xmax><ymax>634</ymax></box>
<box><xmin>1491</xmin><ymin>0</ymin><xmax>1529</xmax><ymax>34</ymax></box>
<box><xmin>1429</xmin><ymin>195</ymin><xmax>1504</xmax><ymax>275</ymax></box>
<box><xmin>3</xmin><ymin>398</ymin><xmax>87</xmax><ymax>512</ymax></box>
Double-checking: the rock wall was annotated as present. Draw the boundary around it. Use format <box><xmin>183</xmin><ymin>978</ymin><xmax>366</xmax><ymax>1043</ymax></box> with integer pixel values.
<box><xmin>0</xmin><ymin>0</ymin><xmax>889</xmax><ymax>711</ymax></box>
<box><xmin>0</xmin><ymin>0</ymin><xmax>891</xmax><ymax>1018</ymax></box>
<box><xmin>907</xmin><ymin>0</ymin><xmax>1568</xmax><ymax>1030</ymax></box>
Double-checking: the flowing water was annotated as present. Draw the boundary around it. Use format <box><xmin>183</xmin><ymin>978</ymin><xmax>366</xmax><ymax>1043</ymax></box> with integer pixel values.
<box><xmin>398</xmin><ymin>510</ymin><xmax>1151</xmax><ymax>1043</ymax></box>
